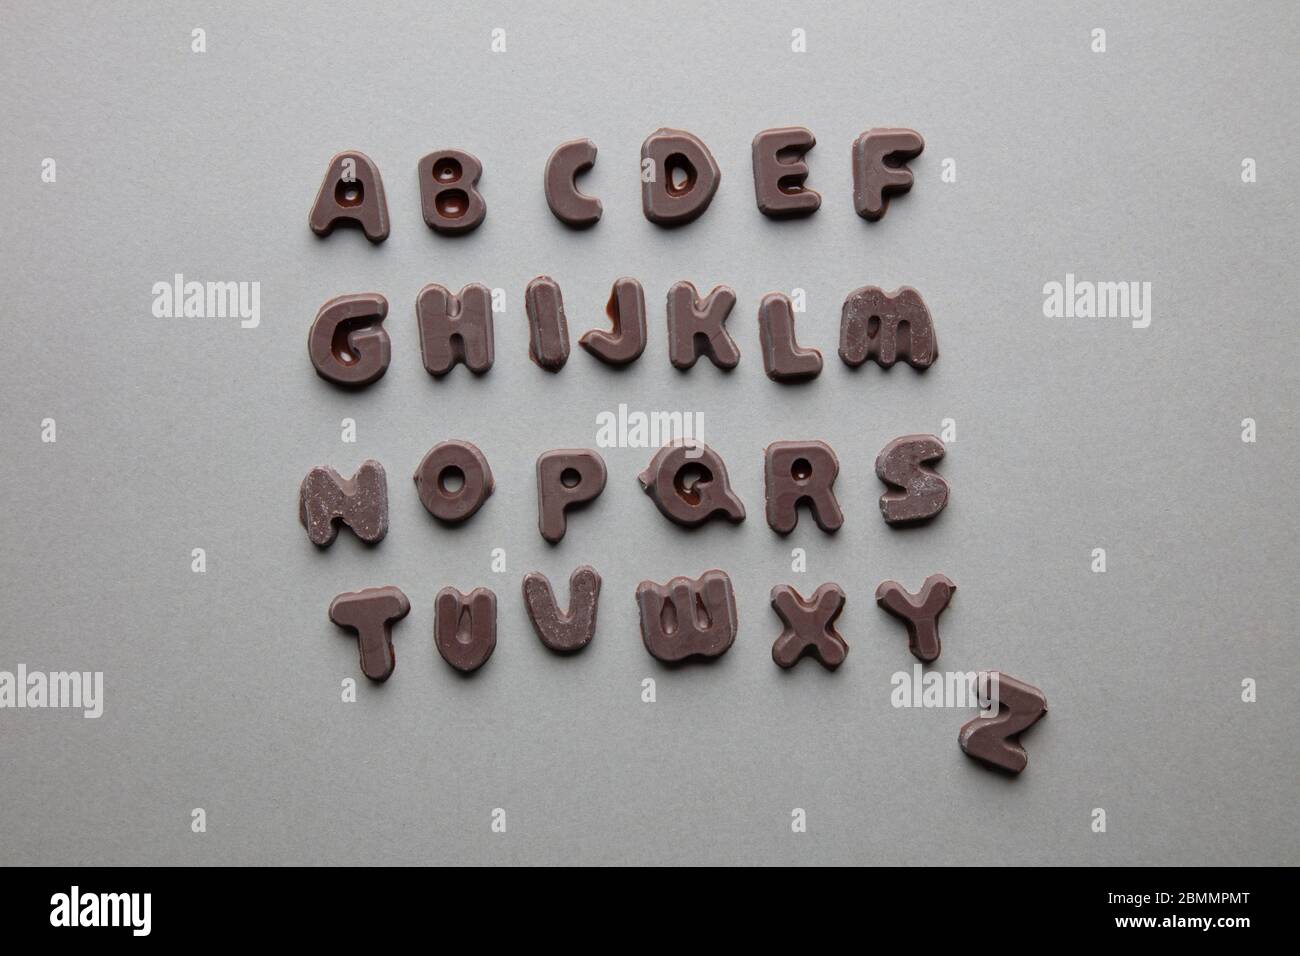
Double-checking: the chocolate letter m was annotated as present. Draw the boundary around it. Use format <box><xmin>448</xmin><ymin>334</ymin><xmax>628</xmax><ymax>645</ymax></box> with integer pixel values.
<box><xmin>839</xmin><ymin>285</ymin><xmax>937</xmax><ymax>370</ymax></box>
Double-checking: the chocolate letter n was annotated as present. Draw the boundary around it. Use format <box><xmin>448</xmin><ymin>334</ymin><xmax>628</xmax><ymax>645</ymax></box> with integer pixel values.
<box><xmin>636</xmin><ymin>570</ymin><xmax>738</xmax><ymax>663</ymax></box>
<box><xmin>299</xmin><ymin>460</ymin><xmax>389</xmax><ymax>546</ymax></box>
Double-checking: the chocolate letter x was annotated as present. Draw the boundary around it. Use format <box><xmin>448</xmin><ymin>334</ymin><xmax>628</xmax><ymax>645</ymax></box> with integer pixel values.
<box><xmin>770</xmin><ymin>583</ymin><xmax>848</xmax><ymax>670</ymax></box>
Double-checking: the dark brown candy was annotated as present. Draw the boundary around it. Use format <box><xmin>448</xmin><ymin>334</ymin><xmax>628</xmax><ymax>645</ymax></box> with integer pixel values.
<box><xmin>525</xmin><ymin>276</ymin><xmax>571</xmax><ymax>372</ymax></box>
<box><xmin>418</xmin><ymin>149</ymin><xmax>486</xmax><ymax>235</ymax></box>
<box><xmin>416</xmin><ymin>283</ymin><xmax>494</xmax><ymax>376</ymax></box>
<box><xmin>636</xmin><ymin>569</ymin><xmax>737</xmax><ymax>663</ymax></box>
<box><xmin>839</xmin><ymin>285</ymin><xmax>937</xmax><ymax>370</ymax></box>
<box><xmin>434</xmin><ymin>587</ymin><xmax>497</xmax><ymax>672</ymax></box>
<box><xmin>544</xmin><ymin>138</ymin><xmax>602</xmax><ymax>228</ymax></box>
<box><xmin>413</xmin><ymin>440</ymin><xmax>494</xmax><ymax>523</ymax></box>
<box><xmin>959</xmin><ymin>672</ymin><xmax>1048</xmax><ymax>774</ymax></box>
<box><xmin>770</xmin><ymin>583</ymin><xmax>847</xmax><ymax>669</ymax></box>
<box><xmin>851</xmin><ymin>128</ymin><xmax>924</xmax><ymax>221</ymax></box>
<box><xmin>666</xmin><ymin>281</ymin><xmax>739</xmax><ymax>370</ymax></box>
<box><xmin>875</xmin><ymin>573</ymin><xmax>955</xmax><ymax>663</ymax></box>
<box><xmin>579</xmin><ymin>278</ymin><xmax>647</xmax><ymax>366</ymax></box>
<box><xmin>536</xmin><ymin>449</ymin><xmax>607</xmax><ymax>543</ymax></box>
<box><xmin>641</xmin><ymin>128</ymin><xmax>721</xmax><ymax>226</ymax></box>
<box><xmin>764</xmin><ymin>441</ymin><xmax>843</xmax><ymax>534</ymax></box>
<box><xmin>522</xmin><ymin>566</ymin><xmax>601</xmax><ymax>653</ymax></box>
<box><xmin>308</xmin><ymin>293</ymin><xmax>392</xmax><ymax>388</ymax></box>
<box><xmin>638</xmin><ymin>442</ymin><xmax>745</xmax><ymax>528</ymax></box>
<box><xmin>299</xmin><ymin>460</ymin><xmax>388</xmax><ymax>547</ymax></box>
<box><xmin>329</xmin><ymin>585</ymin><xmax>410</xmax><ymax>682</ymax></box>
<box><xmin>758</xmin><ymin>293</ymin><xmax>822</xmax><ymax>382</ymax></box>
<box><xmin>875</xmin><ymin>435</ymin><xmax>949</xmax><ymax>526</ymax></box>
<box><xmin>751</xmin><ymin>127</ymin><xmax>821</xmax><ymax>219</ymax></box>
<box><xmin>309</xmin><ymin>150</ymin><xmax>389</xmax><ymax>243</ymax></box>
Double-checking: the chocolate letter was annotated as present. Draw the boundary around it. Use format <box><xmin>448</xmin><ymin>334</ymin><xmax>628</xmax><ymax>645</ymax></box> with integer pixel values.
<box><xmin>751</xmin><ymin>127</ymin><xmax>820</xmax><ymax>219</ymax></box>
<box><xmin>525</xmin><ymin>276</ymin><xmax>571</xmax><ymax>372</ymax></box>
<box><xmin>329</xmin><ymin>585</ymin><xmax>409</xmax><ymax>682</ymax></box>
<box><xmin>875</xmin><ymin>434</ymin><xmax>949</xmax><ymax>526</ymax></box>
<box><xmin>636</xmin><ymin>570</ymin><xmax>737</xmax><ymax>663</ymax></box>
<box><xmin>667</xmin><ymin>281</ymin><xmax>739</xmax><ymax>370</ymax></box>
<box><xmin>544</xmin><ymin>138</ymin><xmax>602</xmax><ymax>228</ymax></box>
<box><xmin>959</xmin><ymin>673</ymin><xmax>1048</xmax><ymax>774</ymax></box>
<box><xmin>764</xmin><ymin>441</ymin><xmax>843</xmax><ymax>534</ymax></box>
<box><xmin>759</xmin><ymin>293</ymin><xmax>822</xmax><ymax>382</ymax></box>
<box><xmin>641</xmin><ymin>128</ymin><xmax>721</xmax><ymax>226</ymax></box>
<box><xmin>299</xmin><ymin>460</ymin><xmax>388</xmax><ymax>546</ymax></box>
<box><xmin>416</xmin><ymin>283</ymin><xmax>494</xmax><ymax>376</ymax></box>
<box><xmin>852</xmin><ymin>128</ymin><xmax>924</xmax><ymax>221</ymax></box>
<box><xmin>875</xmin><ymin>574</ymin><xmax>955</xmax><ymax>663</ymax></box>
<box><xmin>418</xmin><ymin>149</ymin><xmax>486</xmax><ymax>235</ymax></box>
<box><xmin>434</xmin><ymin>587</ymin><xmax>497</xmax><ymax>672</ymax></box>
<box><xmin>536</xmin><ymin>449</ymin><xmax>607</xmax><ymax>543</ymax></box>
<box><xmin>839</xmin><ymin>285</ymin><xmax>937</xmax><ymax>370</ymax></box>
<box><xmin>638</xmin><ymin>442</ymin><xmax>745</xmax><ymax>528</ymax></box>
<box><xmin>413</xmin><ymin>440</ymin><xmax>494</xmax><ymax>523</ymax></box>
<box><xmin>308</xmin><ymin>293</ymin><xmax>391</xmax><ymax>388</ymax></box>
<box><xmin>522</xmin><ymin>566</ymin><xmax>601</xmax><ymax>653</ymax></box>
<box><xmin>579</xmin><ymin>278</ymin><xmax>647</xmax><ymax>366</ymax></box>
<box><xmin>770</xmin><ymin>583</ymin><xmax>848</xmax><ymax>670</ymax></box>
<box><xmin>309</xmin><ymin>150</ymin><xmax>389</xmax><ymax>243</ymax></box>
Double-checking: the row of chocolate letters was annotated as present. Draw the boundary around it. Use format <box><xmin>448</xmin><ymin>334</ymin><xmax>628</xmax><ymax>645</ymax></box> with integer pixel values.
<box><xmin>310</xmin><ymin>126</ymin><xmax>925</xmax><ymax>241</ymax></box>
<box><xmin>300</xmin><ymin>435</ymin><xmax>950</xmax><ymax>547</ymax></box>
<box><xmin>309</xmin><ymin>281</ymin><xmax>937</xmax><ymax>386</ymax></box>
<box><xmin>328</xmin><ymin>571</ymin><xmax>1044</xmax><ymax>773</ymax></box>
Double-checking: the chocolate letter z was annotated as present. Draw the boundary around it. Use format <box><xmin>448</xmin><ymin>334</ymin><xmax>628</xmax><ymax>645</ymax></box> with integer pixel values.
<box><xmin>959</xmin><ymin>673</ymin><xmax>1048</xmax><ymax>774</ymax></box>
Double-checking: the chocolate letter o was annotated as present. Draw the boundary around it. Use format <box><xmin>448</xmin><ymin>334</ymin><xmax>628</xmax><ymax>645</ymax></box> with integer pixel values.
<box><xmin>413</xmin><ymin>440</ymin><xmax>494</xmax><ymax>523</ymax></box>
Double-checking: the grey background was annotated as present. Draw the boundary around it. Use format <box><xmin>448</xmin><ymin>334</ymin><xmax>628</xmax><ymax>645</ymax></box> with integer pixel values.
<box><xmin>1</xmin><ymin>0</ymin><xmax>1296</xmax><ymax>866</ymax></box>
